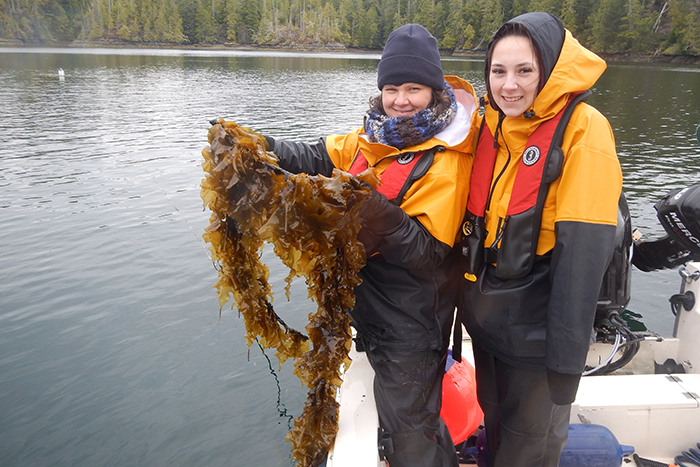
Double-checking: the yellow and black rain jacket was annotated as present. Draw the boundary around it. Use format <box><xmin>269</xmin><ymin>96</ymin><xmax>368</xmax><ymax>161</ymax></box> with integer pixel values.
<box><xmin>269</xmin><ymin>76</ymin><xmax>478</xmax><ymax>351</ymax></box>
<box><xmin>457</xmin><ymin>25</ymin><xmax>622</xmax><ymax>402</ymax></box>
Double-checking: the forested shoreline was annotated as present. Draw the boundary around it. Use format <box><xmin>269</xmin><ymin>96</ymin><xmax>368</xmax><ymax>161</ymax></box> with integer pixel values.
<box><xmin>1</xmin><ymin>0</ymin><xmax>699</xmax><ymax>59</ymax></box>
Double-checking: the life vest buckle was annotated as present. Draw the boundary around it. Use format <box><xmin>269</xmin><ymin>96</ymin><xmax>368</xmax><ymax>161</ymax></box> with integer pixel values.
<box><xmin>462</xmin><ymin>220</ymin><xmax>474</xmax><ymax>236</ymax></box>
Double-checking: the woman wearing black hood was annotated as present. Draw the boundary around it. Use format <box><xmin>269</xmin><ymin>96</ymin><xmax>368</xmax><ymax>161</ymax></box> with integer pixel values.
<box><xmin>455</xmin><ymin>12</ymin><xmax>623</xmax><ymax>466</ymax></box>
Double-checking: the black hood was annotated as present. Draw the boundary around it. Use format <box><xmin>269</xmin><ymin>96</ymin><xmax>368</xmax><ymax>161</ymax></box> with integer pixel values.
<box><xmin>485</xmin><ymin>12</ymin><xmax>565</xmax><ymax>111</ymax></box>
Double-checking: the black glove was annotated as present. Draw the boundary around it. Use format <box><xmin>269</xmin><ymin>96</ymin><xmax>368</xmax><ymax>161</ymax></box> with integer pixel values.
<box><xmin>546</xmin><ymin>368</ymin><xmax>582</xmax><ymax>406</ymax></box>
<box><xmin>359</xmin><ymin>188</ymin><xmax>404</xmax><ymax>232</ymax></box>
<box><xmin>357</xmin><ymin>188</ymin><xmax>406</xmax><ymax>255</ymax></box>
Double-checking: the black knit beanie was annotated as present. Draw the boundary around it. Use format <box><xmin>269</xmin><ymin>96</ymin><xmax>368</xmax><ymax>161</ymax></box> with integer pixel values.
<box><xmin>377</xmin><ymin>23</ymin><xmax>444</xmax><ymax>91</ymax></box>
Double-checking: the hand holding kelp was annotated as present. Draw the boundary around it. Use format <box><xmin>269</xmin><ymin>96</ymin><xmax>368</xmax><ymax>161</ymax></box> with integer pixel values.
<box><xmin>201</xmin><ymin>119</ymin><xmax>372</xmax><ymax>467</ymax></box>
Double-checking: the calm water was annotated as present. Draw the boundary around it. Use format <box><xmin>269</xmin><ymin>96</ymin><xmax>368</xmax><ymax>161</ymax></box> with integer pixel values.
<box><xmin>0</xmin><ymin>47</ymin><xmax>699</xmax><ymax>467</ymax></box>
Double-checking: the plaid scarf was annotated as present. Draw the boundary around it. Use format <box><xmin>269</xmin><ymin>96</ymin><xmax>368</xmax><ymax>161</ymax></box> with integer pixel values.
<box><xmin>364</xmin><ymin>82</ymin><xmax>457</xmax><ymax>150</ymax></box>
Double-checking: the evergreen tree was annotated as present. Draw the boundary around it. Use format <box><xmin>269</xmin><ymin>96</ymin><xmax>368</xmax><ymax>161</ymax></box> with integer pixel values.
<box><xmin>441</xmin><ymin>0</ymin><xmax>467</xmax><ymax>49</ymax></box>
<box><xmin>178</xmin><ymin>0</ymin><xmax>198</xmax><ymax>42</ymax></box>
<box><xmin>529</xmin><ymin>0</ymin><xmax>562</xmax><ymax>18</ymax></box>
<box><xmin>667</xmin><ymin>0</ymin><xmax>700</xmax><ymax>54</ymax></box>
<box><xmin>114</xmin><ymin>0</ymin><xmax>138</xmax><ymax>41</ymax></box>
<box><xmin>339</xmin><ymin>0</ymin><xmax>361</xmax><ymax>46</ymax></box>
<box><xmin>228</xmin><ymin>0</ymin><xmax>262</xmax><ymax>44</ymax></box>
<box><xmin>1</xmin><ymin>0</ymin><xmax>53</xmax><ymax>40</ymax></box>
<box><xmin>193</xmin><ymin>0</ymin><xmax>216</xmax><ymax>43</ymax></box>
<box><xmin>159</xmin><ymin>0</ymin><xmax>185</xmax><ymax>42</ymax></box>
<box><xmin>508</xmin><ymin>0</ymin><xmax>530</xmax><ymax>18</ymax></box>
<box><xmin>477</xmin><ymin>0</ymin><xmax>503</xmax><ymax>48</ymax></box>
<box><xmin>354</xmin><ymin>3</ymin><xmax>379</xmax><ymax>47</ymax></box>
<box><xmin>560</xmin><ymin>0</ymin><xmax>580</xmax><ymax>36</ymax></box>
<box><xmin>592</xmin><ymin>0</ymin><xmax>627</xmax><ymax>51</ymax></box>
<box><xmin>618</xmin><ymin>0</ymin><xmax>656</xmax><ymax>52</ymax></box>
<box><xmin>413</xmin><ymin>0</ymin><xmax>437</xmax><ymax>33</ymax></box>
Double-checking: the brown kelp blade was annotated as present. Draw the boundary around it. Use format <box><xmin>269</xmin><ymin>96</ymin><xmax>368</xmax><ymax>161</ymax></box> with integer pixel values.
<box><xmin>201</xmin><ymin>119</ymin><xmax>371</xmax><ymax>467</ymax></box>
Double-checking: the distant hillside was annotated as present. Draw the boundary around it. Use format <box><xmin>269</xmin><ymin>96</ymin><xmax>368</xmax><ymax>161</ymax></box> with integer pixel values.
<box><xmin>1</xmin><ymin>0</ymin><xmax>698</xmax><ymax>57</ymax></box>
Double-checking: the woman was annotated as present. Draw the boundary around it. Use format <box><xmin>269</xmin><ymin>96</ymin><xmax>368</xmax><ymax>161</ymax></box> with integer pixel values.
<box><xmin>455</xmin><ymin>12</ymin><xmax>623</xmax><ymax>466</ymax></box>
<box><xmin>265</xmin><ymin>24</ymin><xmax>478</xmax><ymax>467</ymax></box>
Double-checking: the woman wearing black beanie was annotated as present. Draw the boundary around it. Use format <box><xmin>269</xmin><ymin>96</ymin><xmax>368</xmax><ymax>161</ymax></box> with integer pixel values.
<box><xmin>264</xmin><ymin>23</ymin><xmax>479</xmax><ymax>467</ymax></box>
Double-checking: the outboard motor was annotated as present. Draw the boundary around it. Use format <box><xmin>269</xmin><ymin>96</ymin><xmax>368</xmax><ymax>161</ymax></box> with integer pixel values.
<box><xmin>588</xmin><ymin>194</ymin><xmax>637</xmax><ymax>376</ymax></box>
<box><xmin>587</xmin><ymin>185</ymin><xmax>700</xmax><ymax>375</ymax></box>
<box><xmin>632</xmin><ymin>185</ymin><xmax>700</xmax><ymax>272</ymax></box>
<box><xmin>597</xmin><ymin>193</ymin><xmax>633</xmax><ymax>316</ymax></box>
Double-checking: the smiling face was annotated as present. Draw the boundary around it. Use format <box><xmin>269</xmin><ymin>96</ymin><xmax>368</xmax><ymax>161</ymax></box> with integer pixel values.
<box><xmin>488</xmin><ymin>34</ymin><xmax>541</xmax><ymax>117</ymax></box>
<box><xmin>381</xmin><ymin>82</ymin><xmax>433</xmax><ymax>118</ymax></box>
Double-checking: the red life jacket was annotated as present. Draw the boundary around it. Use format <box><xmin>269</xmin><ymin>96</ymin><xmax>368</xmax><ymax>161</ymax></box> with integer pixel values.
<box><xmin>348</xmin><ymin>147</ymin><xmax>440</xmax><ymax>203</ymax></box>
<box><xmin>460</xmin><ymin>91</ymin><xmax>590</xmax><ymax>279</ymax></box>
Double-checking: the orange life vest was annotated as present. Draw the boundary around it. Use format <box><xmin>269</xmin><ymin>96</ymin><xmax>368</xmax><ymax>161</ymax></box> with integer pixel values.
<box><xmin>460</xmin><ymin>91</ymin><xmax>590</xmax><ymax>279</ymax></box>
<box><xmin>348</xmin><ymin>147</ymin><xmax>440</xmax><ymax>202</ymax></box>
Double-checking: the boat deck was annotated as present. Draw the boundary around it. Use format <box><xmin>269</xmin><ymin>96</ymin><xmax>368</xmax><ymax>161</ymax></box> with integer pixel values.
<box><xmin>327</xmin><ymin>339</ymin><xmax>700</xmax><ymax>467</ymax></box>
<box><xmin>328</xmin><ymin>263</ymin><xmax>700</xmax><ymax>467</ymax></box>
<box><xmin>573</xmin><ymin>372</ymin><xmax>700</xmax><ymax>463</ymax></box>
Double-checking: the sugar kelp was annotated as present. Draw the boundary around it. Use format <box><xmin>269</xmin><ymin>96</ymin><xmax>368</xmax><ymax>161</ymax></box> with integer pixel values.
<box><xmin>201</xmin><ymin>119</ymin><xmax>372</xmax><ymax>467</ymax></box>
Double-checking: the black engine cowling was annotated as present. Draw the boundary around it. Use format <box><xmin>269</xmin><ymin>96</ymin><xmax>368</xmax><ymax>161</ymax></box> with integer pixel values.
<box><xmin>632</xmin><ymin>185</ymin><xmax>700</xmax><ymax>272</ymax></box>
<box><xmin>597</xmin><ymin>193</ymin><xmax>633</xmax><ymax>314</ymax></box>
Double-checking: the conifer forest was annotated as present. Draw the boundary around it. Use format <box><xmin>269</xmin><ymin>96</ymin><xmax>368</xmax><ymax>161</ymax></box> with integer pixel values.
<box><xmin>1</xmin><ymin>0</ymin><xmax>699</xmax><ymax>56</ymax></box>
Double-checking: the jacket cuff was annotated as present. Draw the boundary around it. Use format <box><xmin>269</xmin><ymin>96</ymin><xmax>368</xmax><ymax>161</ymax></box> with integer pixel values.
<box><xmin>546</xmin><ymin>368</ymin><xmax>581</xmax><ymax>405</ymax></box>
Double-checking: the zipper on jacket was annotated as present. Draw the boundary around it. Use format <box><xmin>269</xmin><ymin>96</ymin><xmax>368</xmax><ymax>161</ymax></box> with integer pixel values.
<box><xmin>485</xmin><ymin>112</ymin><xmax>510</xmax><ymax>255</ymax></box>
<box><xmin>485</xmin><ymin>112</ymin><xmax>509</xmax><ymax>213</ymax></box>
<box><xmin>488</xmin><ymin>216</ymin><xmax>508</xmax><ymax>255</ymax></box>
